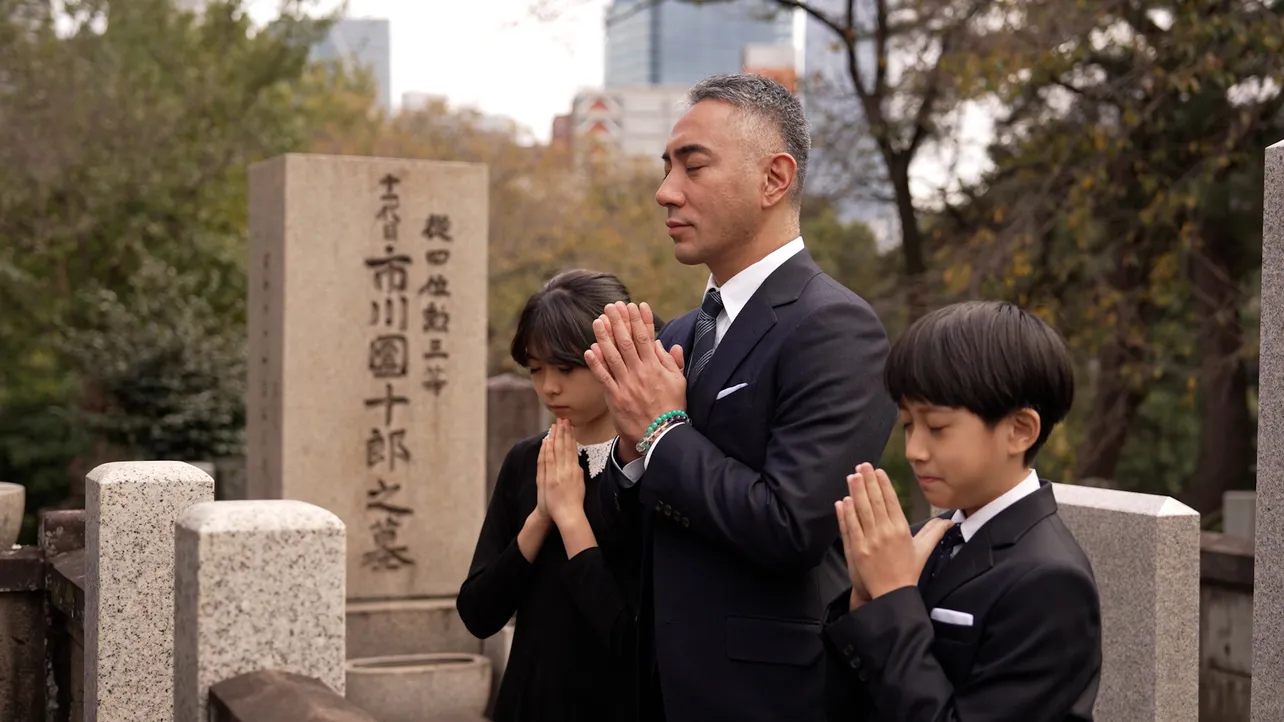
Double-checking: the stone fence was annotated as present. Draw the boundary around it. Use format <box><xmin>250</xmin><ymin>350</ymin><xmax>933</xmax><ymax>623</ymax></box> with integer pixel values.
<box><xmin>1200</xmin><ymin>530</ymin><xmax>1254</xmax><ymax>721</ymax></box>
<box><xmin>0</xmin><ymin>374</ymin><xmax>1222</xmax><ymax>720</ymax></box>
<box><xmin>0</xmin><ymin>468</ymin><xmax>381</xmax><ymax>722</ymax></box>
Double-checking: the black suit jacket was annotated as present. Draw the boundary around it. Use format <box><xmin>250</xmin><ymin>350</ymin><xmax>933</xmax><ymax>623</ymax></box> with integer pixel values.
<box><xmin>823</xmin><ymin>482</ymin><xmax>1102</xmax><ymax>722</ymax></box>
<box><xmin>602</xmin><ymin>250</ymin><xmax>897</xmax><ymax>722</ymax></box>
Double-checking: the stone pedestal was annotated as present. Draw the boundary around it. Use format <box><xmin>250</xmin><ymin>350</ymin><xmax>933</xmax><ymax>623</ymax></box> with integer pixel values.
<box><xmin>174</xmin><ymin>500</ymin><xmax>345</xmax><ymax>722</ymax></box>
<box><xmin>247</xmin><ymin>154</ymin><xmax>487</xmax><ymax>601</ymax></box>
<box><xmin>1053</xmin><ymin>483</ymin><xmax>1199</xmax><ymax>722</ymax></box>
<box><xmin>85</xmin><ymin>461</ymin><xmax>214</xmax><ymax>722</ymax></box>
<box><xmin>346</xmin><ymin>653</ymin><xmax>491</xmax><ymax>722</ymax></box>
<box><xmin>346</xmin><ymin>599</ymin><xmax>478</xmax><ymax>659</ymax></box>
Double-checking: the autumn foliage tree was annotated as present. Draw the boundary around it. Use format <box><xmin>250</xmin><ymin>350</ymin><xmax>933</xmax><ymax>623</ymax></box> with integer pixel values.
<box><xmin>936</xmin><ymin>0</ymin><xmax>1283</xmax><ymax>507</ymax></box>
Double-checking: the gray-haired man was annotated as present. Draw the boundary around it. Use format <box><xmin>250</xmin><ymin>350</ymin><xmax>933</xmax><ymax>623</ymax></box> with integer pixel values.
<box><xmin>585</xmin><ymin>73</ymin><xmax>898</xmax><ymax>721</ymax></box>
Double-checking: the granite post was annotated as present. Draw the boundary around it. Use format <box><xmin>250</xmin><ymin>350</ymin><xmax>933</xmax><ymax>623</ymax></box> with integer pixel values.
<box><xmin>85</xmin><ymin>461</ymin><xmax>214</xmax><ymax>722</ymax></box>
<box><xmin>1053</xmin><ymin>483</ymin><xmax>1200</xmax><ymax>721</ymax></box>
<box><xmin>174</xmin><ymin>500</ymin><xmax>345</xmax><ymax>722</ymax></box>
<box><xmin>1254</xmin><ymin>138</ymin><xmax>1284</xmax><ymax>721</ymax></box>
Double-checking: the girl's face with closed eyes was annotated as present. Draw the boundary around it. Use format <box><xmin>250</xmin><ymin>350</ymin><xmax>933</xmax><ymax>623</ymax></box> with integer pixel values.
<box><xmin>527</xmin><ymin>354</ymin><xmax>610</xmax><ymax>437</ymax></box>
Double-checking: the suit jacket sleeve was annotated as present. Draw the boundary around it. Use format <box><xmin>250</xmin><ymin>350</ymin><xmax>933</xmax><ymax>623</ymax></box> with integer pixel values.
<box><xmin>597</xmin><ymin>439</ymin><xmax>646</xmax><ymax>552</ymax></box>
<box><xmin>642</xmin><ymin>300</ymin><xmax>896</xmax><ymax>572</ymax></box>
<box><xmin>455</xmin><ymin>444</ymin><xmax>538</xmax><ymax>639</ymax></box>
<box><xmin>824</xmin><ymin>566</ymin><xmax>1101</xmax><ymax>721</ymax></box>
<box><xmin>822</xmin><ymin>586</ymin><xmax>876</xmax><ymax>720</ymax></box>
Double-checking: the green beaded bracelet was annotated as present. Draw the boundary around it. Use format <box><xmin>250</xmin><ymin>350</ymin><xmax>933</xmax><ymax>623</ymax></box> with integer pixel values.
<box><xmin>636</xmin><ymin>412</ymin><xmax>689</xmax><ymax>454</ymax></box>
<box><xmin>636</xmin><ymin>421</ymin><xmax>673</xmax><ymax>455</ymax></box>
<box><xmin>644</xmin><ymin>410</ymin><xmax>687</xmax><ymax>438</ymax></box>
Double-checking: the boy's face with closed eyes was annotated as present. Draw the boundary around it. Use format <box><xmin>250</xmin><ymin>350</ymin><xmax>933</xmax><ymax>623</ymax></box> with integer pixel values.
<box><xmin>899</xmin><ymin>400</ymin><xmax>1040</xmax><ymax>516</ymax></box>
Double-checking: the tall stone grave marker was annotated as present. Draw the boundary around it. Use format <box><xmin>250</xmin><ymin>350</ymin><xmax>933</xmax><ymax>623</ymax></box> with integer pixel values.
<box><xmin>247</xmin><ymin>154</ymin><xmax>487</xmax><ymax>601</ymax></box>
<box><xmin>1254</xmin><ymin>139</ymin><xmax>1284</xmax><ymax>720</ymax></box>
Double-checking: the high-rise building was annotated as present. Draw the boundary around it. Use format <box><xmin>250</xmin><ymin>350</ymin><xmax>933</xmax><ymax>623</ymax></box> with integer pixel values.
<box><xmin>310</xmin><ymin>18</ymin><xmax>392</xmax><ymax>111</ymax></box>
<box><xmin>604</xmin><ymin>0</ymin><xmax>792</xmax><ymax>88</ymax></box>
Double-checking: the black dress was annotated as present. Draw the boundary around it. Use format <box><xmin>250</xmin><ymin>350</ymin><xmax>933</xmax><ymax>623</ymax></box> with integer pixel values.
<box><xmin>457</xmin><ymin>432</ymin><xmax>641</xmax><ymax>722</ymax></box>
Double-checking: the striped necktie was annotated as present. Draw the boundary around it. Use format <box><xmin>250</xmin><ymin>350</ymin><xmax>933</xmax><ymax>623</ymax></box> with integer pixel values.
<box><xmin>686</xmin><ymin>288</ymin><xmax>724</xmax><ymax>386</ymax></box>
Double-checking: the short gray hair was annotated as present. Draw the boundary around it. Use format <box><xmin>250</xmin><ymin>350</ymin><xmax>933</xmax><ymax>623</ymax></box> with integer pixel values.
<box><xmin>685</xmin><ymin>73</ymin><xmax>810</xmax><ymax>204</ymax></box>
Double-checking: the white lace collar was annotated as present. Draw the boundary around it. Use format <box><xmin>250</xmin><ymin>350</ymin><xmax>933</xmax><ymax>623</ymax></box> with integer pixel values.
<box><xmin>577</xmin><ymin>439</ymin><xmax>614</xmax><ymax>478</ymax></box>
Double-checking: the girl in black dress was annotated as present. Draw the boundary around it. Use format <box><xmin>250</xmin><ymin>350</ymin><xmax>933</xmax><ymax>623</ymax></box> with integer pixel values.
<box><xmin>457</xmin><ymin>270</ymin><xmax>654</xmax><ymax>722</ymax></box>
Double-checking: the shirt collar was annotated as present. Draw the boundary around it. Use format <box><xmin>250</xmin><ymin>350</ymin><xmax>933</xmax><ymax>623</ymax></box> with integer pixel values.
<box><xmin>950</xmin><ymin>469</ymin><xmax>1041</xmax><ymax>542</ymax></box>
<box><xmin>704</xmin><ymin>237</ymin><xmax>805</xmax><ymax>325</ymax></box>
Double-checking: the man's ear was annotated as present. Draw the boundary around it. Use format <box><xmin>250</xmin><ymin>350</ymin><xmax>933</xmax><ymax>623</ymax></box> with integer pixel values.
<box><xmin>762</xmin><ymin>152</ymin><xmax>797</xmax><ymax>209</ymax></box>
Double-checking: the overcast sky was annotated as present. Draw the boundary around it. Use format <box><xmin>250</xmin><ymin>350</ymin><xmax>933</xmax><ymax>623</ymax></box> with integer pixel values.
<box><xmin>233</xmin><ymin>0</ymin><xmax>991</xmax><ymax>202</ymax></box>
<box><xmin>243</xmin><ymin>0</ymin><xmax>608</xmax><ymax>142</ymax></box>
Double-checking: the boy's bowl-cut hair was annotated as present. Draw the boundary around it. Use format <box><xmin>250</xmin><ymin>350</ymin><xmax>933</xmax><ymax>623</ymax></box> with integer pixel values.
<box><xmin>884</xmin><ymin>300</ymin><xmax>1074</xmax><ymax>464</ymax></box>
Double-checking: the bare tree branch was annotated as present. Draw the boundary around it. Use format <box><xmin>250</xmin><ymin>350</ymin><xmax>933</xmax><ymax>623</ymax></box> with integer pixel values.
<box><xmin>908</xmin><ymin>1</ymin><xmax>984</xmax><ymax>155</ymax></box>
<box><xmin>874</xmin><ymin>0</ymin><xmax>889</xmax><ymax>98</ymax></box>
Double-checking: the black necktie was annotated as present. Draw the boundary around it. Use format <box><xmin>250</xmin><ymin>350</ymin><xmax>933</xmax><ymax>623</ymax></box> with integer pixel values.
<box><xmin>923</xmin><ymin>524</ymin><xmax>965</xmax><ymax>581</ymax></box>
<box><xmin>686</xmin><ymin>288</ymin><xmax>724</xmax><ymax>385</ymax></box>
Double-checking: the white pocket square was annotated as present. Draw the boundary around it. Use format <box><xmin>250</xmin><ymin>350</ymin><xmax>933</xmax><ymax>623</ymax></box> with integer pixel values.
<box><xmin>929</xmin><ymin>608</ymin><xmax>974</xmax><ymax>627</ymax></box>
<box><xmin>716</xmin><ymin>382</ymin><xmax>749</xmax><ymax>400</ymax></box>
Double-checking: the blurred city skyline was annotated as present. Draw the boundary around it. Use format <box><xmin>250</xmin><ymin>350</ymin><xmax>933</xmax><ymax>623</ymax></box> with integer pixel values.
<box><xmin>242</xmin><ymin>0</ymin><xmax>618</xmax><ymax>142</ymax></box>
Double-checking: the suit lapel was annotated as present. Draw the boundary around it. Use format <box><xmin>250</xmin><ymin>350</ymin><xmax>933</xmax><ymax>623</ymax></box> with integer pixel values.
<box><xmin>919</xmin><ymin>482</ymin><xmax>1059</xmax><ymax>608</ymax></box>
<box><xmin>687</xmin><ymin>250</ymin><xmax>823</xmax><ymax>423</ymax></box>
<box><xmin>689</xmin><ymin>294</ymin><xmax>775</xmax><ymax>422</ymax></box>
<box><xmin>663</xmin><ymin>313</ymin><xmax>696</xmax><ymax>368</ymax></box>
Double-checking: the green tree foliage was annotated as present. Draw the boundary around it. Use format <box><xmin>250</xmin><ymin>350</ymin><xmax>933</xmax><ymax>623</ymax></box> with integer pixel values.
<box><xmin>0</xmin><ymin>0</ymin><xmax>371</xmax><ymax>535</ymax></box>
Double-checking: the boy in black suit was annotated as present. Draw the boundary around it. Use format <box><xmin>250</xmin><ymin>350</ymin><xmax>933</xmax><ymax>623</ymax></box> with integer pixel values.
<box><xmin>824</xmin><ymin>300</ymin><xmax>1102</xmax><ymax>721</ymax></box>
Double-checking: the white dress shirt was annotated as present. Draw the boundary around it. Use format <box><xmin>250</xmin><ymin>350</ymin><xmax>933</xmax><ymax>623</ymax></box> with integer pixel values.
<box><xmin>615</xmin><ymin>237</ymin><xmax>806</xmax><ymax>482</ymax></box>
<box><xmin>704</xmin><ymin>236</ymin><xmax>806</xmax><ymax>346</ymax></box>
<box><xmin>948</xmin><ymin>469</ymin><xmax>1042</xmax><ymax>554</ymax></box>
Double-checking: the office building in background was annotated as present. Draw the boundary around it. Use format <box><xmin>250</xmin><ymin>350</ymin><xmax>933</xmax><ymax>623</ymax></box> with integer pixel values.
<box><xmin>581</xmin><ymin>0</ymin><xmax>797</xmax><ymax>163</ymax></box>
<box><xmin>569</xmin><ymin>85</ymin><xmax>690</xmax><ymax>161</ymax></box>
<box><xmin>310</xmin><ymin>18</ymin><xmax>392</xmax><ymax>111</ymax></box>
<box><xmin>604</xmin><ymin>0</ymin><xmax>792</xmax><ymax>87</ymax></box>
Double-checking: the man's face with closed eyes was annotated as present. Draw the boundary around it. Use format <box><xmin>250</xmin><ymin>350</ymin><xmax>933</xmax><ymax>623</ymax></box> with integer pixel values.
<box><xmin>656</xmin><ymin>99</ymin><xmax>763</xmax><ymax>270</ymax></box>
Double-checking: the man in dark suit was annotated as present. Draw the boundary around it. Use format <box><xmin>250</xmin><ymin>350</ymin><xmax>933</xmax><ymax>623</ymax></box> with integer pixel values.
<box><xmin>824</xmin><ymin>301</ymin><xmax>1102</xmax><ymax>721</ymax></box>
<box><xmin>583</xmin><ymin>73</ymin><xmax>897</xmax><ymax>722</ymax></box>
